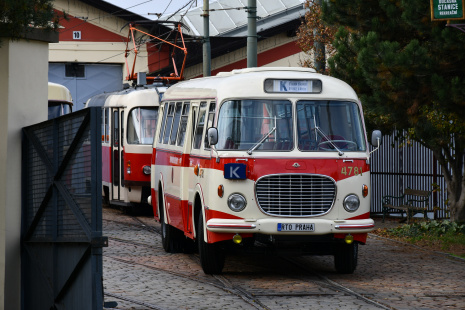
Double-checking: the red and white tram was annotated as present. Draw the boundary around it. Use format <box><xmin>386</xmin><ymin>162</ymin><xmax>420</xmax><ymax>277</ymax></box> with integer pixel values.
<box><xmin>149</xmin><ymin>67</ymin><xmax>381</xmax><ymax>274</ymax></box>
<box><xmin>86</xmin><ymin>84</ymin><xmax>166</xmax><ymax>211</ymax></box>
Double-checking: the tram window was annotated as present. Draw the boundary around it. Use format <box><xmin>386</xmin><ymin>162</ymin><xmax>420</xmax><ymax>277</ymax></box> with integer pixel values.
<box><xmin>127</xmin><ymin>107</ymin><xmax>159</xmax><ymax>144</ymax></box>
<box><xmin>163</xmin><ymin>103</ymin><xmax>175</xmax><ymax>144</ymax></box>
<box><xmin>104</xmin><ymin>109</ymin><xmax>109</xmax><ymax>143</ymax></box>
<box><xmin>113</xmin><ymin>111</ymin><xmax>119</xmax><ymax>146</ymax></box>
<box><xmin>193</xmin><ymin>104</ymin><xmax>207</xmax><ymax>149</ymax></box>
<box><xmin>176</xmin><ymin>103</ymin><xmax>190</xmax><ymax>146</ymax></box>
<box><xmin>121</xmin><ymin>111</ymin><xmax>124</xmax><ymax>147</ymax></box>
<box><xmin>101</xmin><ymin>109</ymin><xmax>105</xmax><ymax>142</ymax></box>
<box><xmin>170</xmin><ymin>102</ymin><xmax>183</xmax><ymax>145</ymax></box>
<box><xmin>204</xmin><ymin>102</ymin><xmax>216</xmax><ymax>148</ymax></box>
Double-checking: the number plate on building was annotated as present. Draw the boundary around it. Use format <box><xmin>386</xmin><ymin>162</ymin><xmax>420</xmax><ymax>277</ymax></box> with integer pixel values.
<box><xmin>277</xmin><ymin>223</ymin><xmax>315</xmax><ymax>232</ymax></box>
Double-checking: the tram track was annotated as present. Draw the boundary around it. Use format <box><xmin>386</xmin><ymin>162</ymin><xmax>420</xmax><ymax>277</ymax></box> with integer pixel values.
<box><xmin>104</xmin><ymin>214</ymin><xmax>397</xmax><ymax>309</ymax></box>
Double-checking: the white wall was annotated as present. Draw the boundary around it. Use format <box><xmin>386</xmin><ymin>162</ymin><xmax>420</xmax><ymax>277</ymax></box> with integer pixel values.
<box><xmin>0</xmin><ymin>35</ymin><xmax>51</xmax><ymax>309</ymax></box>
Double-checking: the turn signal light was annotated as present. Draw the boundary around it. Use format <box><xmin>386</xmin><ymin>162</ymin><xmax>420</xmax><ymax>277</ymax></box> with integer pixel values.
<box><xmin>127</xmin><ymin>161</ymin><xmax>131</xmax><ymax>174</ymax></box>
<box><xmin>194</xmin><ymin>165</ymin><xmax>199</xmax><ymax>176</ymax></box>
<box><xmin>362</xmin><ymin>184</ymin><xmax>368</xmax><ymax>197</ymax></box>
<box><xmin>218</xmin><ymin>185</ymin><xmax>224</xmax><ymax>198</ymax></box>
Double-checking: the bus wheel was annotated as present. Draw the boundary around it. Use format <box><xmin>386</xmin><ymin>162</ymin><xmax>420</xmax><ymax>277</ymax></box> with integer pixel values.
<box><xmin>334</xmin><ymin>242</ymin><xmax>358</xmax><ymax>274</ymax></box>
<box><xmin>197</xmin><ymin>212</ymin><xmax>225</xmax><ymax>274</ymax></box>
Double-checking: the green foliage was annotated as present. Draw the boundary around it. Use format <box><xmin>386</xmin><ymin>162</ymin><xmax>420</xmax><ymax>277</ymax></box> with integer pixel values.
<box><xmin>387</xmin><ymin>220</ymin><xmax>465</xmax><ymax>258</ymax></box>
<box><xmin>317</xmin><ymin>1</ymin><xmax>465</xmax><ymax>222</ymax></box>
<box><xmin>390</xmin><ymin>220</ymin><xmax>465</xmax><ymax>238</ymax></box>
<box><xmin>0</xmin><ymin>0</ymin><xmax>59</xmax><ymax>42</ymax></box>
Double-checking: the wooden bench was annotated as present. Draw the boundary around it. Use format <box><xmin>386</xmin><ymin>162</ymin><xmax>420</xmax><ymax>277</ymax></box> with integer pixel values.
<box><xmin>382</xmin><ymin>188</ymin><xmax>432</xmax><ymax>223</ymax></box>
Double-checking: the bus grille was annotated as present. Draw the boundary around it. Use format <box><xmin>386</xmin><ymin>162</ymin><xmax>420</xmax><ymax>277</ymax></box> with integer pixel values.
<box><xmin>255</xmin><ymin>174</ymin><xmax>336</xmax><ymax>217</ymax></box>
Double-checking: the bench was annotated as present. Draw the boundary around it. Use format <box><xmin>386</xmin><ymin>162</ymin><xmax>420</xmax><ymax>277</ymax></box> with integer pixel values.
<box><xmin>382</xmin><ymin>188</ymin><xmax>432</xmax><ymax>223</ymax></box>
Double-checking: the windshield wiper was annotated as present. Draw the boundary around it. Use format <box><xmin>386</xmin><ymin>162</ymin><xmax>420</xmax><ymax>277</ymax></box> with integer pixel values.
<box><xmin>247</xmin><ymin>123</ymin><xmax>276</xmax><ymax>155</ymax></box>
<box><xmin>313</xmin><ymin>114</ymin><xmax>344</xmax><ymax>156</ymax></box>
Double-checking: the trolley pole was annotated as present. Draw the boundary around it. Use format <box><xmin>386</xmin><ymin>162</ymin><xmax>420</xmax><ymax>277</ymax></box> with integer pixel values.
<box><xmin>247</xmin><ymin>0</ymin><xmax>257</xmax><ymax>68</ymax></box>
<box><xmin>203</xmin><ymin>0</ymin><xmax>211</xmax><ymax>77</ymax></box>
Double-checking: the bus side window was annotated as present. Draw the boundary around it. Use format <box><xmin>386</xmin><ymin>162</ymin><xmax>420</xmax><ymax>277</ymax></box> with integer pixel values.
<box><xmin>204</xmin><ymin>102</ymin><xmax>216</xmax><ymax>149</ymax></box>
<box><xmin>176</xmin><ymin>102</ymin><xmax>190</xmax><ymax>147</ymax></box>
<box><xmin>169</xmin><ymin>102</ymin><xmax>183</xmax><ymax>145</ymax></box>
<box><xmin>163</xmin><ymin>103</ymin><xmax>175</xmax><ymax>144</ymax></box>
<box><xmin>158</xmin><ymin>104</ymin><xmax>169</xmax><ymax>144</ymax></box>
<box><xmin>193</xmin><ymin>103</ymin><xmax>207</xmax><ymax>149</ymax></box>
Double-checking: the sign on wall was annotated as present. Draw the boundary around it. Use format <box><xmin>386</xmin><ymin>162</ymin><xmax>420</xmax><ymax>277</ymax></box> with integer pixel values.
<box><xmin>431</xmin><ymin>0</ymin><xmax>465</xmax><ymax>20</ymax></box>
<box><xmin>73</xmin><ymin>31</ymin><xmax>81</xmax><ymax>40</ymax></box>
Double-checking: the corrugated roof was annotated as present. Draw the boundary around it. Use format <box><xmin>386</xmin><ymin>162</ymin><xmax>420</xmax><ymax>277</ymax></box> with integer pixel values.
<box><xmin>162</xmin><ymin>0</ymin><xmax>305</xmax><ymax>37</ymax></box>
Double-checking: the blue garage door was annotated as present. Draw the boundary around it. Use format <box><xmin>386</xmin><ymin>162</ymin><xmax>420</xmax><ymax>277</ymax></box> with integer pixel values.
<box><xmin>49</xmin><ymin>63</ymin><xmax>123</xmax><ymax>111</ymax></box>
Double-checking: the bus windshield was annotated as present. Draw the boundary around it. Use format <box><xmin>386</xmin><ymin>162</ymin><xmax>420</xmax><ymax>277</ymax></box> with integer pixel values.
<box><xmin>297</xmin><ymin>100</ymin><xmax>366</xmax><ymax>152</ymax></box>
<box><xmin>216</xmin><ymin>99</ymin><xmax>366</xmax><ymax>152</ymax></box>
<box><xmin>216</xmin><ymin>100</ymin><xmax>293</xmax><ymax>151</ymax></box>
<box><xmin>127</xmin><ymin>107</ymin><xmax>159</xmax><ymax>144</ymax></box>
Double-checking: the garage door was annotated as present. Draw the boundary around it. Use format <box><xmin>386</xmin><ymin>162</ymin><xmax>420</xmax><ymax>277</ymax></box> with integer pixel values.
<box><xmin>49</xmin><ymin>63</ymin><xmax>123</xmax><ymax>111</ymax></box>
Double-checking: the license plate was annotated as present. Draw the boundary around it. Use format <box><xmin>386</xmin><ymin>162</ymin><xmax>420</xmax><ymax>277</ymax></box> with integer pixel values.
<box><xmin>277</xmin><ymin>223</ymin><xmax>315</xmax><ymax>232</ymax></box>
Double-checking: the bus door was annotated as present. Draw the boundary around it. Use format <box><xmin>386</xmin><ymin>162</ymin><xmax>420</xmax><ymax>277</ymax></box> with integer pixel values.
<box><xmin>188</xmin><ymin>101</ymin><xmax>215</xmax><ymax>224</ymax></box>
<box><xmin>111</xmin><ymin>108</ymin><xmax>124</xmax><ymax>201</ymax></box>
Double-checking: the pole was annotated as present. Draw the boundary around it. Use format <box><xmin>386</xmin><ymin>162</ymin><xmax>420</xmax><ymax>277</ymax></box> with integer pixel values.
<box><xmin>203</xmin><ymin>0</ymin><xmax>211</xmax><ymax>77</ymax></box>
<box><xmin>247</xmin><ymin>0</ymin><xmax>257</xmax><ymax>68</ymax></box>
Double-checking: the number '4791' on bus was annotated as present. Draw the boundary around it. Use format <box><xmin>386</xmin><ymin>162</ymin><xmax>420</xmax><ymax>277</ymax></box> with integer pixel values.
<box><xmin>148</xmin><ymin>67</ymin><xmax>382</xmax><ymax>275</ymax></box>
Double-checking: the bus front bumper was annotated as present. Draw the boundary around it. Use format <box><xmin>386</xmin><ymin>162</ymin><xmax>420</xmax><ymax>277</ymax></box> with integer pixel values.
<box><xmin>206</xmin><ymin>218</ymin><xmax>375</xmax><ymax>235</ymax></box>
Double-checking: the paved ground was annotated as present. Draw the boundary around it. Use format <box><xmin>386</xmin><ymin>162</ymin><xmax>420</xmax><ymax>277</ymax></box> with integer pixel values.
<box><xmin>102</xmin><ymin>207</ymin><xmax>465</xmax><ymax>310</ymax></box>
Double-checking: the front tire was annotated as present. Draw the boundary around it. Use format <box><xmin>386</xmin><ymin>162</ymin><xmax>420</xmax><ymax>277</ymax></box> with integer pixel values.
<box><xmin>197</xmin><ymin>211</ymin><xmax>225</xmax><ymax>274</ymax></box>
<box><xmin>334</xmin><ymin>242</ymin><xmax>358</xmax><ymax>274</ymax></box>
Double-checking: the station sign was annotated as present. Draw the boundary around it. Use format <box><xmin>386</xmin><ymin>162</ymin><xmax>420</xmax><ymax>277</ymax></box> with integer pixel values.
<box><xmin>431</xmin><ymin>0</ymin><xmax>465</xmax><ymax>20</ymax></box>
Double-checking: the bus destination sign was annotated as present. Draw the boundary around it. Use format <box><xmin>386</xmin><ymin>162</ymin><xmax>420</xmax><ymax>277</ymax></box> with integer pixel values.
<box><xmin>431</xmin><ymin>0</ymin><xmax>465</xmax><ymax>20</ymax></box>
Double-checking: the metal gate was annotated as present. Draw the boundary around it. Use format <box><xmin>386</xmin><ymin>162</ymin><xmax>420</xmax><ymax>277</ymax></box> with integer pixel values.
<box><xmin>370</xmin><ymin>131</ymin><xmax>449</xmax><ymax>219</ymax></box>
<box><xmin>21</xmin><ymin>108</ymin><xmax>106</xmax><ymax>309</ymax></box>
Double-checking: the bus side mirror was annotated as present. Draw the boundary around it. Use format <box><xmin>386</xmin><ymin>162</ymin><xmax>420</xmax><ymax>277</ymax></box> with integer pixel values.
<box><xmin>371</xmin><ymin>130</ymin><xmax>382</xmax><ymax>147</ymax></box>
<box><xmin>207</xmin><ymin>127</ymin><xmax>218</xmax><ymax>146</ymax></box>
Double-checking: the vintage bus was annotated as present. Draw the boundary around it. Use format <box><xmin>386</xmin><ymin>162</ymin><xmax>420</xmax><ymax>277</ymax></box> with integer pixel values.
<box><xmin>86</xmin><ymin>84</ymin><xmax>166</xmax><ymax>211</ymax></box>
<box><xmin>149</xmin><ymin>67</ymin><xmax>381</xmax><ymax>274</ymax></box>
<box><xmin>48</xmin><ymin>82</ymin><xmax>73</xmax><ymax>119</ymax></box>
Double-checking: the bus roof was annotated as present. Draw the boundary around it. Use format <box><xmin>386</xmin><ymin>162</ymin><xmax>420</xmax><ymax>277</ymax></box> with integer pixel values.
<box><xmin>162</xmin><ymin>67</ymin><xmax>359</xmax><ymax>102</ymax></box>
<box><xmin>48</xmin><ymin>82</ymin><xmax>73</xmax><ymax>105</ymax></box>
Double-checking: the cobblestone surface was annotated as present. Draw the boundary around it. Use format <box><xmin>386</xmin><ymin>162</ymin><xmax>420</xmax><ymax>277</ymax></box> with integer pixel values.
<box><xmin>102</xmin><ymin>207</ymin><xmax>465</xmax><ymax>310</ymax></box>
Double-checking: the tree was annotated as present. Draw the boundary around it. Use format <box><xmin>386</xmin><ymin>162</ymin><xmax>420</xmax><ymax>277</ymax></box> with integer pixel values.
<box><xmin>315</xmin><ymin>0</ymin><xmax>465</xmax><ymax>222</ymax></box>
<box><xmin>296</xmin><ymin>0</ymin><xmax>337</xmax><ymax>73</ymax></box>
<box><xmin>0</xmin><ymin>0</ymin><xmax>59</xmax><ymax>44</ymax></box>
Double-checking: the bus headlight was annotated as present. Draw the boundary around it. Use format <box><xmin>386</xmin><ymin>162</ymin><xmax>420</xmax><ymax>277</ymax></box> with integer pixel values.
<box><xmin>343</xmin><ymin>194</ymin><xmax>360</xmax><ymax>212</ymax></box>
<box><xmin>142</xmin><ymin>165</ymin><xmax>151</xmax><ymax>175</ymax></box>
<box><xmin>227</xmin><ymin>193</ymin><xmax>247</xmax><ymax>212</ymax></box>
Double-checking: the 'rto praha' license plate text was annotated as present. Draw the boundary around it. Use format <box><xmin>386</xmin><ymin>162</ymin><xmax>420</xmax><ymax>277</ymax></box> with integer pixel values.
<box><xmin>277</xmin><ymin>223</ymin><xmax>315</xmax><ymax>232</ymax></box>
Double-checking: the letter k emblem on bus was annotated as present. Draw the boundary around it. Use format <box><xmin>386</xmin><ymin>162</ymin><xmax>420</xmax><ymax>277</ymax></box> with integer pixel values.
<box><xmin>224</xmin><ymin>163</ymin><xmax>247</xmax><ymax>179</ymax></box>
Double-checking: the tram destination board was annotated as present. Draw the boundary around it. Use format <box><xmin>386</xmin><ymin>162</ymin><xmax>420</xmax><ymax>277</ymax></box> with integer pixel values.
<box><xmin>277</xmin><ymin>223</ymin><xmax>315</xmax><ymax>232</ymax></box>
<box><xmin>431</xmin><ymin>0</ymin><xmax>465</xmax><ymax>20</ymax></box>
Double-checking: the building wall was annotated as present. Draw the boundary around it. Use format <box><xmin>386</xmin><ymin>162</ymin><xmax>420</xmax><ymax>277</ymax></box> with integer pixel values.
<box><xmin>0</xmin><ymin>35</ymin><xmax>51</xmax><ymax>310</ymax></box>
<box><xmin>184</xmin><ymin>32</ymin><xmax>305</xmax><ymax>79</ymax></box>
<box><xmin>51</xmin><ymin>0</ymin><xmax>150</xmax><ymax>81</ymax></box>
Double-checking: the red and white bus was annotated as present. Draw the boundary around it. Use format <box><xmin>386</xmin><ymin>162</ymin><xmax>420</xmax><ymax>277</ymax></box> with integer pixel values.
<box><xmin>149</xmin><ymin>67</ymin><xmax>381</xmax><ymax>274</ymax></box>
<box><xmin>86</xmin><ymin>84</ymin><xmax>166</xmax><ymax>211</ymax></box>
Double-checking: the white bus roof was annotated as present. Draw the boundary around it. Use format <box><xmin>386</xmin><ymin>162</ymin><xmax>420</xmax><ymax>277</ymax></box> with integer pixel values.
<box><xmin>162</xmin><ymin>67</ymin><xmax>359</xmax><ymax>102</ymax></box>
<box><xmin>48</xmin><ymin>82</ymin><xmax>73</xmax><ymax>105</ymax></box>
